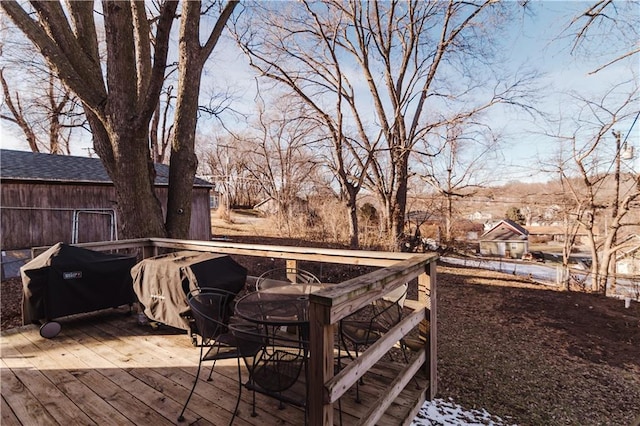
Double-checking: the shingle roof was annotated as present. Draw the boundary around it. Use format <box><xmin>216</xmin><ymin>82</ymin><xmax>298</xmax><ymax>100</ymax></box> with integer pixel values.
<box><xmin>0</xmin><ymin>149</ymin><xmax>211</xmax><ymax>187</ymax></box>
<box><xmin>480</xmin><ymin>219</ymin><xmax>529</xmax><ymax>241</ymax></box>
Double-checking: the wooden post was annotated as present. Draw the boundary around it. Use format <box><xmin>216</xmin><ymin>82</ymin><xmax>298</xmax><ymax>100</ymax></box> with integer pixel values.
<box><xmin>308</xmin><ymin>300</ymin><xmax>334</xmax><ymax>426</ymax></box>
<box><xmin>142</xmin><ymin>244</ymin><xmax>155</xmax><ymax>260</ymax></box>
<box><xmin>286</xmin><ymin>259</ymin><xmax>298</xmax><ymax>281</ymax></box>
<box><xmin>418</xmin><ymin>259</ymin><xmax>437</xmax><ymax>399</ymax></box>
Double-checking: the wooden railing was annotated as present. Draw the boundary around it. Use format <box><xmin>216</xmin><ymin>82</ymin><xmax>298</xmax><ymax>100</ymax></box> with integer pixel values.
<box><xmin>33</xmin><ymin>238</ymin><xmax>438</xmax><ymax>425</ymax></box>
<box><xmin>308</xmin><ymin>253</ymin><xmax>436</xmax><ymax>425</ymax></box>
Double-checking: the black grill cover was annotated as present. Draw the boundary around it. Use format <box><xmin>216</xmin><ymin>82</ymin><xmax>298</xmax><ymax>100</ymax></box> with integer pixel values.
<box><xmin>131</xmin><ymin>251</ymin><xmax>247</xmax><ymax>331</ymax></box>
<box><xmin>21</xmin><ymin>242</ymin><xmax>137</xmax><ymax>324</ymax></box>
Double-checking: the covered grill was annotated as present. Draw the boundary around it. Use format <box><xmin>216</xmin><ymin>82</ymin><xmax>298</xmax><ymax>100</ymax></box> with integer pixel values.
<box><xmin>131</xmin><ymin>251</ymin><xmax>247</xmax><ymax>332</ymax></box>
<box><xmin>21</xmin><ymin>242</ymin><xmax>137</xmax><ymax>337</ymax></box>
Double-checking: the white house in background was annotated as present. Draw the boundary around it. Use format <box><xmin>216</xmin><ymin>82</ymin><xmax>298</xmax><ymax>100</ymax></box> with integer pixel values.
<box><xmin>478</xmin><ymin>219</ymin><xmax>529</xmax><ymax>259</ymax></box>
<box><xmin>468</xmin><ymin>211</ymin><xmax>493</xmax><ymax>222</ymax></box>
<box><xmin>543</xmin><ymin>204</ymin><xmax>562</xmax><ymax>222</ymax></box>
<box><xmin>615</xmin><ymin>234</ymin><xmax>640</xmax><ymax>276</ymax></box>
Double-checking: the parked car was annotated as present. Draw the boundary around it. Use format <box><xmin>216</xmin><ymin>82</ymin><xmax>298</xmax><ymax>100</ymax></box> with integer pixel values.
<box><xmin>522</xmin><ymin>251</ymin><xmax>545</xmax><ymax>262</ymax></box>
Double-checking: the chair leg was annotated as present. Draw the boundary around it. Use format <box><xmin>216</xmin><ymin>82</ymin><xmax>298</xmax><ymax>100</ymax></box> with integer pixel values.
<box><xmin>251</xmin><ymin>386</ymin><xmax>258</xmax><ymax>417</ymax></box>
<box><xmin>338</xmin><ymin>327</ymin><xmax>363</xmax><ymax>403</ymax></box>
<box><xmin>338</xmin><ymin>324</ymin><xmax>356</xmax><ymax>362</ymax></box>
<box><xmin>178</xmin><ymin>346</ymin><xmax>205</xmax><ymax>422</ymax></box>
<box><xmin>332</xmin><ymin>347</ymin><xmax>344</xmax><ymax>426</ymax></box>
<box><xmin>228</xmin><ymin>356</ymin><xmax>242</xmax><ymax>426</ymax></box>
<box><xmin>354</xmin><ymin>343</ymin><xmax>362</xmax><ymax>403</ymax></box>
<box><xmin>207</xmin><ymin>358</ymin><xmax>217</xmax><ymax>381</ymax></box>
<box><xmin>400</xmin><ymin>341</ymin><xmax>421</xmax><ymax>390</ymax></box>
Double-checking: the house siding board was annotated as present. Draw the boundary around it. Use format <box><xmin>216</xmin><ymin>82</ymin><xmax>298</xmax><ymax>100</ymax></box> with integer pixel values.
<box><xmin>1</xmin><ymin>183</ymin><xmax>211</xmax><ymax>250</ymax></box>
<box><xmin>1</xmin><ymin>182</ymin><xmax>116</xmax><ymax>249</ymax></box>
<box><xmin>154</xmin><ymin>187</ymin><xmax>211</xmax><ymax>242</ymax></box>
<box><xmin>615</xmin><ymin>236</ymin><xmax>640</xmax><ymax>277</ymax></box>
<box><xmin>479</xmin><ymin>240</ymin><xmax>528</xmax><ymax>258</ymax></box>
<box><xmin>616</xmin><ymin>258</ymin><xmax>638</xmax><ymax>276</ymax></box>
<box><xmin>479</xmin><ymin>219</ymin><xmax>529</xmax><ymax>259</ymax></box>
<box><xmin>479</xmin><ymin>241</ymin><xmax>501</xmax><ymax>256</ymax></box>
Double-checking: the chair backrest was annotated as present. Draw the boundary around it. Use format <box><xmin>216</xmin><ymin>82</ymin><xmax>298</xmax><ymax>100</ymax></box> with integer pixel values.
<box><xmin>187</xmin><ymin>287</ymin><xmax>237</xmax><ymax>343</ymax></box>
<box><xmin>255</xmin><ymin>267</ymin><xmax>320</xmax><ymax>291</ymax></box>
<box><xmin>230</xmin><ymin>323</ymin><xmax>308</xmax><ymax>400</ymax></box>
<box><xmin>372</xmin><ymin>284</ymin><xmax>408</xmax><ymax>329</ymax></box>
<box><xmin>383</xmin><ymin>282</ymin><xmax>408</xmax><ymax>307</ymax></box>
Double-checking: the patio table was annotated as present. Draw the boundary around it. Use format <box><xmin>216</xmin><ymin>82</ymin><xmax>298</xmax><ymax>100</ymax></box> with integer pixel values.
<box><xmin>234</xmin><ymin>283</ymin><xmax>326</xmax><ymax>327</ymax></box>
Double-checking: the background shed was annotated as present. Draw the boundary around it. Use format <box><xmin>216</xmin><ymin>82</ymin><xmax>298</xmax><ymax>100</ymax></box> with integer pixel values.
<box><xmin>615</xmin><ymin>234</ymin><xmax>640</xmax><ymax>276</ymax></box>
<box><xmin>478</xmin><ymin>219</ymin><xmax>529</xmax><ymax>259</ymax></box>
<box><xmin>0</xmin><ymin>149</ymin><xmax>212</xmax><ymax>250</ymax></box>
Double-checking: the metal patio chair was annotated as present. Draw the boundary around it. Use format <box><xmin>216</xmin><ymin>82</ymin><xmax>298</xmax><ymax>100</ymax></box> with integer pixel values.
<box><xmin>255</xmin><ymin>267</ymin><xmax>320</xmax><ymax>291</ymax></box>
<box><xmin>230</xmin><ymin>322</ymin><xmax>310</xmax><ymax>424</ymax></box>
<box><xmin>338</xmin><ymin>283</ymin><xmax>412</xmax><ymax>403</ymax></box>
<box><xmin>178</xmin><ymin>288</ymin><xmax>256</xmax><ymax>425</ymax></box>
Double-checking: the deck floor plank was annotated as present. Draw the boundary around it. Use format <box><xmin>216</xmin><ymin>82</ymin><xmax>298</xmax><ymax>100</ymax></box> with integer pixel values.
<box><xmin>9</xmin><ymin>328</ymin><xmax>135</xmax><ymax>426</ymax></box>
<box><xmin>2</xmin><ymin>310</ymin><xmax>425</xmax><ymax>426</ymax></box>
<box><xmin>1</xmin><ymin>394</ymin><xmax>21</xmax><ymax>426</ymax></box>
<box><xmin>89</xmin><ymin>317</ymin><xmax>299</xmax><ymax>425</ymax></box>
<box><xmin>101</xmin><ymin>314</ymin><xmax>349</xmax><ymax>425</ymax></box>
<box><xmin>1</xmin><ymin>360</ymin><xmax>58</xmax><ymax>426</ymax></box>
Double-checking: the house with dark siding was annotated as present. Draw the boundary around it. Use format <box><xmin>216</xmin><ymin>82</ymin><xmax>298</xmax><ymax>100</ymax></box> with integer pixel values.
<box><xmin>0</xmin><ymin>149</ymin><xmax>212</xmax><ymax>250</ymax></box>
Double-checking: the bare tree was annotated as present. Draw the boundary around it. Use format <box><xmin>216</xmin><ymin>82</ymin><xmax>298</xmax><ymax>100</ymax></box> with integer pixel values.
<box><xmin>541</xmin><ymin>0</ymin><xmax>640</xmax><ymax>290</ymax></box>
<box><xmin>234</xmin><ymin>0</ymin><xmax>538</xmax><ymax>249</ymax></box>
<box><xmin>241</xmin><ymin>98</ymin><xmax>322</xmax><ymax>235</ymax></box>
<box><xmin>548</xmin><ymin>80</ymin><xmax>639</xmax><ymax>294</ymax></box>
<box><xmin>0</xmin><ymin>27</ymin><xmax>87</xmax><ymax>154</ymax></box>
<box><xmin>150</xmin><ymin>84</ymin><xmax>175</xmax><ymax>164</ymax></box>
<box><xmin>2</xmin><ymin>1</ymin><xmax>237</xmax><ymax>239</ymax></box>
<box><xmin>558</xmin><ymin>163</ymin><xmax>587</xmax><ymax>291</ymax></box>
<box><xmin>165</xmin><ymin>1</ymin><xmax>238</xmax><ymax>238</ymax></box>
<box><xmin>233</xmin><ymin>2</ymin><xmax>376</xmax><ymax>248</ymax></box>
<box><xmin>417</xmin><ymin>123</ymin><xmax>501</xmax><ymax>244</ymax></box>
<box><xmin>199</xmin><ymin>134</ymin><xmax>264</xmax><ymax>213</ymax></box>
<box><xmin>562</xmin><ymin>0</ymin><xmax>640</xmax><ymax>75</ymax></box>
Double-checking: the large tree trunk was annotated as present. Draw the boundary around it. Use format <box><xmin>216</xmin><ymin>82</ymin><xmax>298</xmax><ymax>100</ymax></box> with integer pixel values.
<box><xmin>166</xmin><ymin>0</ymin><xmax>238</xmax><ymax>239</ymax></box>
<box><xmin>166</xmin><ymin>4</ymin><xmax>201</xmax><ymax>238</ymax></box>
<box><xmin>100</xmin><ymin>0</ymin><xmax>169</xmax><ymax>239</ymax></box>
<box><xmin>1</xmin><ymin>1</ymin><xmax>177</xmax><ymax>239</ymax></box>
<box><xmin>346</xmin><ymin>195</ymin><xmax>359</xmax><ymax>249</ymax></box>
<box><xmin>390</xmin><ymin>149</ymin><xmax>410</xmax><ymax>245</ymax></box>
<box><xmin>86</xmin><ymin>110</ymin><xmax>166</xmax><ymax>239</ymax></box>
<box><xmin>445</xmin><ymin>196</ymin><xmax>453</xmax><ymax>244</ymax></box>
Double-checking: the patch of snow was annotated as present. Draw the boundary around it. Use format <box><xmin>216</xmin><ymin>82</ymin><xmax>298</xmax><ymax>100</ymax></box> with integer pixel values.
<box><xmin>412</xmin><ymin>398</ymin><xmax>516</xmax><ymax>426</ymax></box>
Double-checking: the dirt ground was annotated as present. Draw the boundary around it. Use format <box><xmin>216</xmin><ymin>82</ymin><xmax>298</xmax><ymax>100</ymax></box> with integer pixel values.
<box><xmin>2</xmin><ymin>234</ymin><xmax>639</xmax><ymax>425</ymax></box>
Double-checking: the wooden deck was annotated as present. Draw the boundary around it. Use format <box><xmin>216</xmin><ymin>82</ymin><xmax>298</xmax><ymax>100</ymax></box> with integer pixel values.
<box><xmin>1</xmin><ymin>308</ymin><xmax>427</xmax><ymax>425</ymax></box>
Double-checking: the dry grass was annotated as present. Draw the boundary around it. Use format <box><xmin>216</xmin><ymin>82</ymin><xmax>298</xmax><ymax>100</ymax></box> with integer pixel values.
<box><xmin>435</xmin><ymin>264</ymin><xmax>640</xmax><ymax>425</ymax></box>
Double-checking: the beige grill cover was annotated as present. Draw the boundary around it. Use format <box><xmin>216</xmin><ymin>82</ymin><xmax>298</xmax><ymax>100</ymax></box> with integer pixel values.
<box><xmin>131</xmin><ymin>251</ymin><xmax>246</xmax><ymax>331</ymax></box>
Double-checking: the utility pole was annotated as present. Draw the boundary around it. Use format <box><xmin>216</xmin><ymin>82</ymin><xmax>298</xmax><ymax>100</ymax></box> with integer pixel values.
<box><xmin>612</xmin><ymin>130</ymin><xmax>621</xmax><ymax>219</ymax></box>
<box><xmin>609</xmin><ymin>130</ymin><xmax>622</xmax><ymax>293</ymax></box>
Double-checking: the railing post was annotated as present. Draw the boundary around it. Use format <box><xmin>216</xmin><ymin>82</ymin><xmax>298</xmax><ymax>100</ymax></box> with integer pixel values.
<box><xmin>286</xmin><ymin>259</ymin><xmax>298</xmax><ymax>281</ymax></box>
<box><xmin>142</xmin><ymin>244</ymin><xmax>156</xmax><ymax>259</ymax></box>
<box><xmin>308</xmin><ymin>299</ymin><xmax>334</xmax><ymax>426</ymax></box>
<box><xmin>418</xmin><ymin>258</ymin><xmax>437</xmax><ymax>398</ymax></box>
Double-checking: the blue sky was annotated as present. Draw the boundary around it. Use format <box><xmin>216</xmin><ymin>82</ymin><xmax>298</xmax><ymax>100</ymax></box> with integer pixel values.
<box><xmin>1</xmin><ymin>1</ymin><xmax>638</xmax><ymax>183</ymax></box>
<box><xmin>495</xmin><ymin>1</ymin><xmax>639</xmax><ymax>182</ymax></box>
